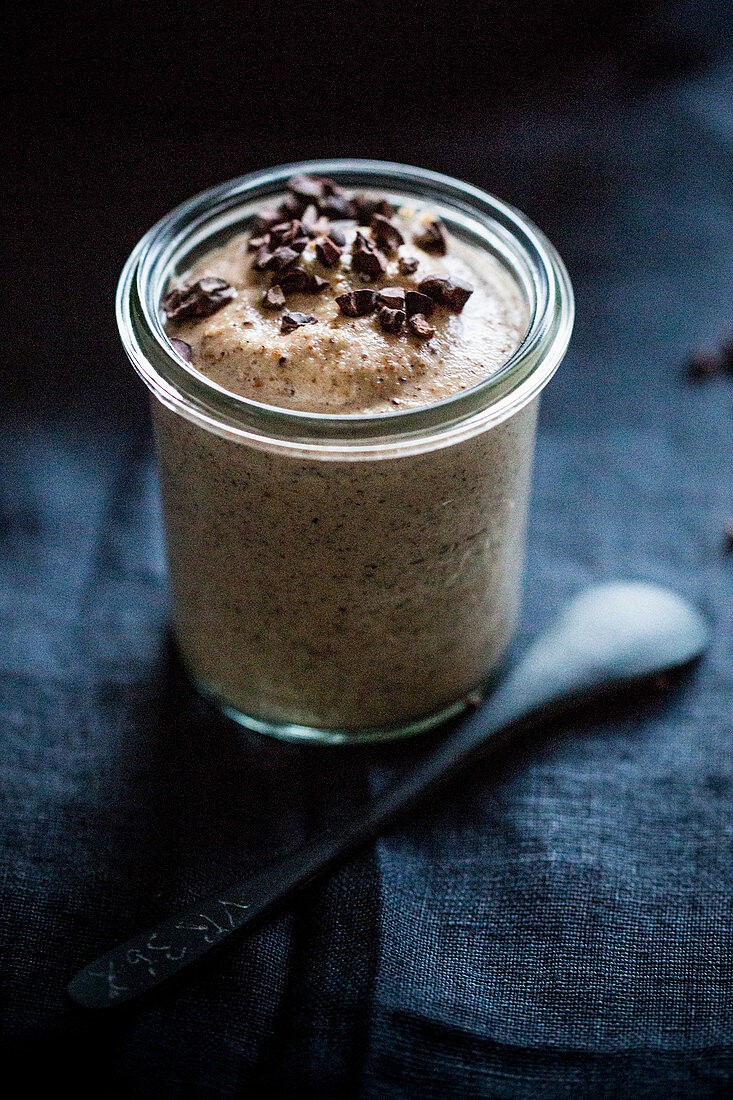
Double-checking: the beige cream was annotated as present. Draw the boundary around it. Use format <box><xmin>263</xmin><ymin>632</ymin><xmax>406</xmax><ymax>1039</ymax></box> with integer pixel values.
<box><xmin>166</xmin><ymin>209</ymin><xmax>526</xmax><ymax>414</ymax></box>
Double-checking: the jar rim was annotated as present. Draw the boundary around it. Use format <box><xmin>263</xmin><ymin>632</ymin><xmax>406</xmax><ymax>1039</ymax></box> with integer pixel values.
<box><xmin>117</xmin><ymin>159</ymin><xmax>573</xmax><ymax>459</ymax></box>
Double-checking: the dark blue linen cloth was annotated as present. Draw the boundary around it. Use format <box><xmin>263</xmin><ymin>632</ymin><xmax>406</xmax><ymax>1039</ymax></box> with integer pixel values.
<box><xmin>2</xmin><ymin>13</ymin><xmax>732</xmax><ymax>1098</ymax></box>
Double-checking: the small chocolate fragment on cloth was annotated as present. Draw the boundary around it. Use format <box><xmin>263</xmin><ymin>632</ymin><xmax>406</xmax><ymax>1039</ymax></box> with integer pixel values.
<box><xmin>162</xmin><ymin>278</ymin><xmax>237</xmax><ymax>321</ymax></box>
<box><xmin>723</xmin><ymin>521</ymin><xmax>733</xmax><ymax>552</ymax></box>
<box><xmin>686</xmin><ymin>352</ymin><xmax>720</xmax><ymax>380</ymax></box>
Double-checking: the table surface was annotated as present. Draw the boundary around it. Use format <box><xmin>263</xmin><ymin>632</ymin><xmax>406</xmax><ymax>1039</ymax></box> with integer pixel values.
<box><xmin>2</xmin><ymin>5</ymin><xmax>732</xmax><ymax>1096</ymax></box>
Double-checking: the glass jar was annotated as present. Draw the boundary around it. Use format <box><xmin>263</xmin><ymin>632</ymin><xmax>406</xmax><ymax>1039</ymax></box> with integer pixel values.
<box><xmin>117</xmin><ymin>160</ymin><xmax>573</xmax><ymax>743</ymax></box>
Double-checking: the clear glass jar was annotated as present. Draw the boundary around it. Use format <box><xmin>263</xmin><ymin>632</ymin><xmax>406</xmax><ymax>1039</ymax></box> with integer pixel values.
<box><xmin>117</xmin><ymin>160</ymin><xmax>573</xmax><ymax>743</ymax></box>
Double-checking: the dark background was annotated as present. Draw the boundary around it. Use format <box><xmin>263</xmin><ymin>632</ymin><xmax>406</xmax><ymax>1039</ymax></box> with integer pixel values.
<box><xmin>2</xmin><ymin>2</ymin><xmax>732</xmax><ymax>1097</ymax></box>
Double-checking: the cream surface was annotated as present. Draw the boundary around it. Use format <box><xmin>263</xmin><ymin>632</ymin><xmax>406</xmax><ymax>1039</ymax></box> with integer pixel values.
<box><xmin>165</xmin><ymin>207</ymin><xmax>528</xmax><ymax>414</ymax></box>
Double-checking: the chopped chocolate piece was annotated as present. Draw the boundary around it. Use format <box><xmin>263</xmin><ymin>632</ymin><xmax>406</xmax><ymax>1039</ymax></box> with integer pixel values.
<box><xmin>439</xmin><ymin>281</ymin><xmax>473</xmax><ymax>312</ymax></box>
<box><xmin>274</xmin><ymin>268</ymin><xmax>329</xmax><ymax>295</ymax></box>
<box><xmin>407</xmin><ymin>313</ymin><xmax>435</xmax><ymax>339</ymax></box>
<box><xmin>371</xmin><ymin>214</ymin><xmax>404</xmax><ymax>253</ymax></box>
<box><xmin>300</xmin><ymin>204</ymin><xmax>321</xmax><ymax>233</ymax></box>
<box><xmin>161</xmin><ymin>277</ymin><xmax>237</xmax><ymax>321</ymax></box>
<box><xmin>352</xmin><ymin>194</ymin><xmax>395</xmax><ymax>224</ymax></box>
<box><xmin>287</xmin><ymin>174</ymin><xmax>325</xmax><ymax>203</ymax></box>
<box><xmin>269</xmin><ymin>220</ymin><xmax>300</xmax><ymax>245</ymax></box>
<box><xmin>267</xmin><ymin>221</ymin><xmax>310</xmax><ymax>255</ymax></box>
<box><xmin>414</xmin><ymin>219</ymin><xmax>447</xmax><ymax>255</ymax></box>
<box><xmin>378</xmin><ymin>306</ymin><xmax>406</xmax><ymax>334</ymax></box>
<box><xmin>278</xmin><ymin>193</ymin><xmax>306</xmax><ymax>220</ymax></box>
<box><xmin>319</xmin><ymin>192</ymin><xmax>357</xmax><ymax>219</ymax></box>
<box><xmin>724</xmin><ymin>520</ymin><xmax>733</xmax><ymax>552</ymax></box>
<box><xmin>351</xmin><ymin>232</ymin><xmax>387</xmax><ymax>280</ymax></box>
<box><xmin>248</xmin><ymin>234</ymin><xmax>270</xmax><ymax>252</ymax></box>
<box><xmin>273</xmin><ymin>267</ymin><xmax>311</xmax><ymax>294</ymax></box>
<box><xmin>418</xmin><ymin>276</ymin><xmax>474</xmax><ymax>312</ymax></box>
<box><xmin>253</xmin><ymin>244</ymin><xmax>275</xmax><ymax>270</ymax></box>
<box><xmin>315</xmin><ymin>236</ymin><xmax>343</xmax><ymax>267</ymax></box>
<box><xmin>269</xmin><ymin>245</ymin><xmax>301</xmax><ymax>271</ymax></box>
<box><xmin>335</xmin><ymin>289</ymin><xmax>377</xmax><ymax>317</ymax></box>
<box><xmin>318</xmin><ymin>177</ymin><xmax>343</xmax><ymax>196</ymax></box>
<box><xmin>353</xmin><ymin>249</ymin><xmax>387</xmax><ymax>280</ymax></box>
<box><xmin>252</xmin><ymin>206</ymin><xmax>282</xmax><ymax>234</ymax></box>
<box><xmin>328</xmin><ymin>225</ymin><xmax>347</xmax><ymax>247</ymax></box>
<box><xmin>281</xmin><ymin>310</ymin><xmax>317</xmax><ymax>334</ymax></box>
<box><xmin>405</xmin><ymin>290</ymin><xmax>435</xmax><ymax>317</ymax></box>
<box><xmin>686</xmin><ymin>351</ymin><xmax>720</xmax><ymax>379</ymax></box>
<box><xmin>263</xmin><ymin>285</ymin><xmax>286</xmax><ymax>309</ymax></box>
<box><xmin>168</xmin><ymin>337</ymin><xmax>192</xmax><ymax>360</ymax></box>
<box><xmin>377</xmin><ymin>287</ymin><xmax>406</xmax><ymax>309</ymax></box>
<box><xmin>398</xmin><ymin>255</ymin><xmax>419</xmax><ymax>276</ymax></box>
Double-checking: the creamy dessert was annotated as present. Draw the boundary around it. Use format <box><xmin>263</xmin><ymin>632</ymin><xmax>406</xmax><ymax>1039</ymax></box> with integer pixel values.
<box><xmin>163</xmin><ymin>177</ymin><xmax>526</xmax><ymax>413</ymax></box>
<box><xmin>154</xmin><ymin>173</ymin><xmax>534</xmax><ymax>738</ymax></box>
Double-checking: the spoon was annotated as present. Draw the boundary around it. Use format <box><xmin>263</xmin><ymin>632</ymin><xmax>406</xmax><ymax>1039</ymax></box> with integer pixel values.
<box><xmin>68</xmin><ymin>582</ymin><xmax>708</xmax><ymax>1009</ymax></box>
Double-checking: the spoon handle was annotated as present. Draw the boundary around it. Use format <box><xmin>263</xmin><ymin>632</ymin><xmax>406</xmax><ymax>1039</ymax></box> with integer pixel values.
<box><xmin>68</xmin><ymin>582</ymin><xmax>707</xmax><ymax>1009</ymax></box>
<box><xmin>68</xmin><ymin>676</ymin><xmax>540</xmax><ymax>1010</ymax></box>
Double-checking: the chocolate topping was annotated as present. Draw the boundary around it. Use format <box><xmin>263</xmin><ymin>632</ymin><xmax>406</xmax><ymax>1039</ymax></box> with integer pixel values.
<box><xmin>287</xmin><ymin>174</ymin><xmax>326</xmax><ymax>203</ymax></box>
<box><xmin>407</xmin><ymin>314</ymin><xmax>435</xmax><ymax>339</ymax></box>
<box><xmin>405</xmin><ymin>290</ymin><xmax>435</xmax><ymax>317</ymax></box>
<box><xmin>162</xmin><ymin>277</ymin><xmax>237</xmax><ymax>321</ymax></box>
<box><xmin>263</xmin><ymin>285</ymin><xmax>286</xmax><ymax>309</ymax></box>
<box><xmin>378</xmin><ymin>306</ymin><xmax>406</xmax><ymax>335</ymax></box>
<box><xmin>328</xmin><ymin>226</ymin><xmax>347</xmax><ymax>247</ymax></box>
<box><xmin>418</xmin><ymin>276</ymin><xmax>473</xmax><ymax>312</ymax></box>
<box><xmin>414</xmin><ymin>220</ymin><xmax>447</xmax><ymax>255</ymax></box>
<box><xmin>274</xmin><ymin>268</ymin><xmax>329</xmax><ymax>295</ymax></box>
<box><xmin>315</xmin><ymin>236</ymin><xmax>343</xmax><ymax>267</ymax></box>
<box><xmin>377</xmin><ymin>287</ymin><xmax>406</xmax><ymax>309</ymax></box>
<box><xmin>336</xmin><ymin>289</ymin><xmax>377</xmax><ymax>317</ymax></box>
<box><xmin>269</xmin><ymin>220</ymin><xmax>304</xmax><ymax>246</ymax></box>
<box><xmin>268</xmin><ymin>246</ymin><xmax>301</xmax><ymax>272</ymax></box>
<box><xmin>281</xmin><ymin>311</ymin><xmax>318</xmax><ymax>334</ymax></box>
<box><xmin>353</xmin><ymin>194</ymin><xmax>395</xmax><ymax>225</ymax></box>
<box><xmin>351</xmin><ymin>232</ymin><xmax>387</xmax><ymax>280</ymax></box>
<box><xmin>319</xmin><ymin>192</ymin><xmax>357</xmax><ymax>219</ymax></box>
<box><xmin>252</xmin><ymin>206</ymin><xmax>283</xmax><ymax>234</ymax></box>
<box><xmin>398</xmin><ymin>255</ymin><xmax>419</xmax><ymax>276</ymax></box>
<box><xmin>371</xmin><ymin>214</ymin><xmax>404</xmax><ymax>254</ymax></box>
<box><xmin>278</xmin><ymin>194</ymin><xmax>306</xmax><ymax>220</ymax></box>
<box><xmin>168</xmin><ymin>337</ymin><xmax>192</xmax><ymax>360</ymax></box>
